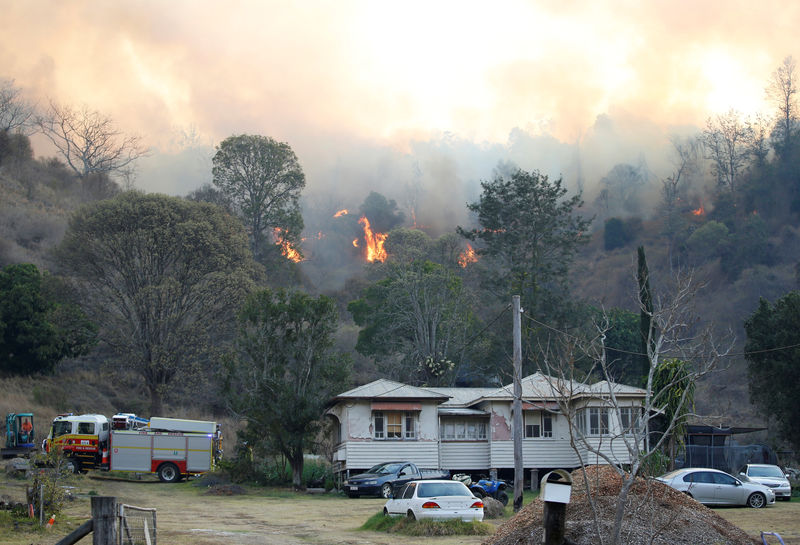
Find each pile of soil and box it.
[484,466,759,545]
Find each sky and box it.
[2,0,799,225]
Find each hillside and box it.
[0,144,795,449]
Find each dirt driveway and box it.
[1,470,798,545]
[1,473,488,545]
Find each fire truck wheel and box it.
[157,462,180,483]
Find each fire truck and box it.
[44,413,221,482]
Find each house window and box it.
[524,412,554,438]
[589,408,609,436]
[619,407,642,435]
[374,412,417,440]
[441,419,487,440]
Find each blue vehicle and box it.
[345,461,449,498]
[453,473,509,505]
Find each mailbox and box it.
[540,469,572,504]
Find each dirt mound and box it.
[484,466,758,545]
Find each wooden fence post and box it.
[91,496,117,545]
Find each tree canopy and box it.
[349,258,472,385]
[0,263,96,375]
[56,192,255,415]
[223,288,350,489]
[212,134,305,262]
[744,291,800,452]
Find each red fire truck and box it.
[44,413,221,482]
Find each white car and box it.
[383,479,484,521]
[737,464,792,501]
[656,468,775,508]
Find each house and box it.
[325,372,647,482]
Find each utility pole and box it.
[512,295,523,512]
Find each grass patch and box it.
[360,512,494,536]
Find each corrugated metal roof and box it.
[423,387,498,407]
[437,407,489,416]
[334,378,450,401]
[474,372,646,402]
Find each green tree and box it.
[652,358,694,471]
[349,259,471,385]
[459,169,591,303]
[598,307,643,386]
[744,292,800,452]
[358,191,405,232]
[212,134,305,261]
[0,263,96,375]
[56,192,255,415]
[224,289,350,489]
[637,246,655,385]
[458,168,591,372]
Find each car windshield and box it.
[367,463,403,475]
[658,469,685,480]
[749,466,784,478]
[417,482,471,498]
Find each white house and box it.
[325,372,647,481]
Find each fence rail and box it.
[54,497,157,545]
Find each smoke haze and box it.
[2,0,798,231]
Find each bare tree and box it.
[767,55,799,159]
[37,100,147,179]
[539,270,731,545]
[0,78,35,134]
[660,136,702,268]
[702,109,754,194]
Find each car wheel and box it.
[496,491,509,506]
[383,507,389,516]
[157,462,180,483]
[747,492,766,508]
[381,483,393,498]
[684,492,693,499]
[407,510,416,521]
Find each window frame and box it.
[524,411,554,439]
[373,411,418,441]
[440,418,487,441]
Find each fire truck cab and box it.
[44,413,110,472]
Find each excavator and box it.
[2,412,36,458]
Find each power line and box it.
[521,311,800,359]
[459,304,511,352]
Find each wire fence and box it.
[118,503,157,545]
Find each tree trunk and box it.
[149,386,162,417]
[290,450,304,491]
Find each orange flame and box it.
[458,244,478,268]
[334,209,348,217]
[352,238,359,247]
[272,228,303,262]
[691,204,704,216]
[358,216,388,262]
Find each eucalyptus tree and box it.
[224,289,350,489]
[212,134,305,261]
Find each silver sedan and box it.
[656,468,775,508]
